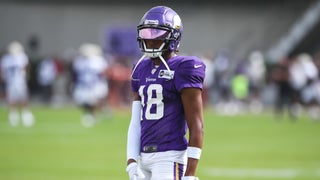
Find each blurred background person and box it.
[37,56,58,104]
[297,53,320,120]
[200,52,215,107]
[71,43,109,127]
[104,27,140,108]
[0,41,35,127]
[212,50,233,112]
[270,58,294,120]
[230,64,250,115]
[247,51,266,114]
[288,54,308,117]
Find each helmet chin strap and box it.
[132,41,173,80]
[158,55,172,73]
[143,41,172,72]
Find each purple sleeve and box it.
[131,79,139,92]
[131,61,142,92]
[174,57,206,92]
[131,66,139,92]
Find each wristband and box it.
[187,146,202,159]
[182,176,199,180]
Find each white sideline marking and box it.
[204,168,320,178]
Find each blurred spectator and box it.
[27,34,40,60]
[311,51,320,120]
[0,49,5,101]
[247,51,266,113]
[71,43,109,127]
[105,57,132,107]
[212,50,232,104]
[0,41,35,127]
[200,52,215,107]
[270,58,295,120]
[288,54,310,117]
[231,73,249,101]
[104,26,139,107]
[297,53,319,120]
[224,59,250,115]
[37,56,58,104]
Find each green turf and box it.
[0,105,319,180]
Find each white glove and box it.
[182,176,199,180]
[126,162,145,180]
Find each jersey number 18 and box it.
[139,84,164,120]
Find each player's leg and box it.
[150,161,184,180]
[8,106,19,127]
[18,85,35,127]
[140,150,187,180]
[73,86,96,127]
[21,105,35,127]
[94,82,111,120]
[7,85,20,127]
[80,103,96,127]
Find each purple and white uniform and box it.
[131,55,205,154]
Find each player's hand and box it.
[182,176,199,180]
[126,162,145,180]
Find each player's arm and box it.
[126,92,146,179]
[181,87,204,177]
[127,92,141,165]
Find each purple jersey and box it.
[131,55,205,153]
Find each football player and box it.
[37,56,58,104]
[126,6,205,180]
[72,43,109,127]
[0,41,35,127]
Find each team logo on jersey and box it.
[158,70,174,79]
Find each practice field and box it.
[0,105,320,180]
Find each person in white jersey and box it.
[0,41,35,127]
[72,43,109,127]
